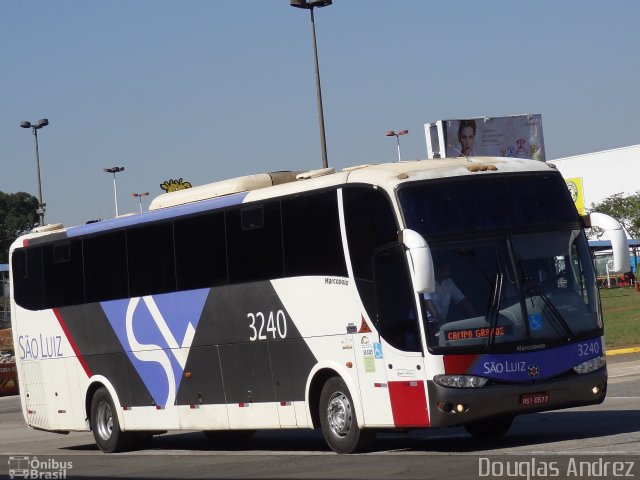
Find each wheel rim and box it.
[327,391,352,438]
[96,401,113,441]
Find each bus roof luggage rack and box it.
[149,171,303,210]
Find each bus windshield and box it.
[398,172,580,238]
[398,173,601,353]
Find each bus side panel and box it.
[52,282,323,432]
[41,357,71,430]
[387,380,429,427]
[176,283,319,429]
[175,404,230,431]
[36,355,86,432]
[12,306,96,432]
[351,330,396,427]
[219,342,280,429]
[268,340,298,427]
[17,277,377,432]
[176,345,226,407]
[56,303,156,408]
[176,344,229,430]
[272,277,397,429]
[19,360,50,429]
[12,307,67,431]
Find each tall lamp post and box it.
[290,0,332,169]
[103,166,125,217]
[385,129,409,162]
[20,118,49,226]
[132,192,149,213]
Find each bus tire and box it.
[319,376,374,453]
[464,415,514,439]
[90,387,133,453]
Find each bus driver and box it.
[424,261,475,326]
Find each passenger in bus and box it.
[424,261,475,326]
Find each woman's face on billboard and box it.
[459,126,475,155]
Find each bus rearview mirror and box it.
[399,229,435,293]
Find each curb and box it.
[606,346,640,356]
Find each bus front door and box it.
[373,246,430,428]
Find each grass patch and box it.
[600,287,640,350]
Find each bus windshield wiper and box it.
[523,274,574,339]
[486,272,503,350]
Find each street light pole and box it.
[132,192,149,213]
[385,129,409,162]
[290,0,332,169]
[103,167,125,217]
[20,118,49,226]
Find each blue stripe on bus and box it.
[466,338,603,381]
[67,191,249,238]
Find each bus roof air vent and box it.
[149,171,302,210]
[31,223,64,233]
[296,167,335,180]
[342,164,374,172]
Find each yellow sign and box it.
[565,177,585,215]
[160,178,192,193]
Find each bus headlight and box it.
[433,374,488,388]
[572,356,606,374]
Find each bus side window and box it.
[84,231,129,303]
[281,190,347,277]
[127,222,176,297]
[342,187,398,326]
[342,187,397,281]
[373,245,420,352]
[226,201,284,284]
[42,240,85,307]
[11,247,45,311]
[174,212,228,290]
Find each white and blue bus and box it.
[9,158,629,453]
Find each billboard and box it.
[425,114,545,161]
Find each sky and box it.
[1,1,639,228]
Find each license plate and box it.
[520,391,550,406]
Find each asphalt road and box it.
[0,353,638,479]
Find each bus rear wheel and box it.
[319,377,374,453]
[464,415,514,439]
[90,387,134,453]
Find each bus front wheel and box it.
[90,387,133,453]
[319,377,374,453]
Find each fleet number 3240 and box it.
[248,310,288,341]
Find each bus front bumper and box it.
[426,367,607,428]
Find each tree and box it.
[590,191,640,274]
[0,191,39,263]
